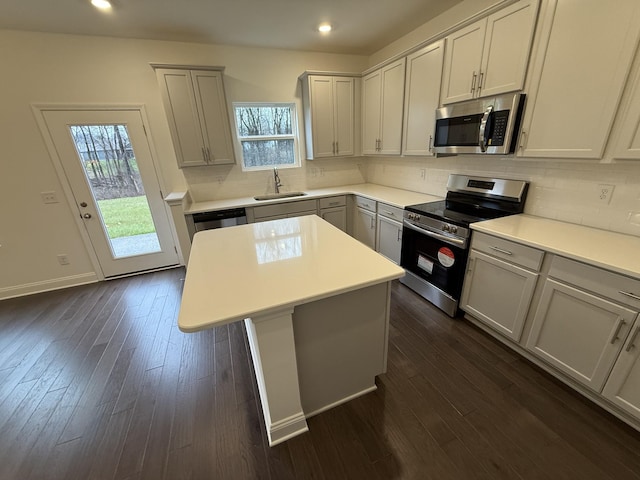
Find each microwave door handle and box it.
[478,105,494,152]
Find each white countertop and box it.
[178,215,405,332]
[472,214,640,279]
[184,183,442,214]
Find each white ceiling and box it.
[0,0,462,55]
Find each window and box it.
[233,103,299,171]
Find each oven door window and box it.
[401,226,468,298]
[434,114,482,147]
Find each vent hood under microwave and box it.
[433,92,525,155]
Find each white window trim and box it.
[233,102,300,172]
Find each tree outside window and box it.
[233,103,299,170]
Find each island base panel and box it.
[293,282,390,416]
[245,282,392,445]
[244,310,308,447]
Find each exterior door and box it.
[39,108,178,277]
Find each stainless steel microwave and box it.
[433,92,525,155]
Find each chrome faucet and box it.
[273,168,282,194]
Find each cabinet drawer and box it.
[471,232,544,271]
[377,203,404,221]
[319,195,346,209]
[549,256,640,310]
[355,196,377,212]
[253,199,318,219]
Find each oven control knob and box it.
[450,226,458,234]
[443,224,450,232]
[407,213,414,220]
[415,214,420,221]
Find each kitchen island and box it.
[178,215,405,445]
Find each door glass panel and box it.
[69,124,161,258]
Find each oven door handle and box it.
[403,220,467,248]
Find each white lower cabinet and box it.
[526,278,637,392]
[353,196,377,249]
[461,232,543,341]
[603,315,640,418]
[376,203,404,265]
[319,196,347,232]
[462,250,538,341]
[462,233,640,429]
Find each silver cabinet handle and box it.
[490,246,513,256]
[428,135,433,153]
[610,318,626,344]
[519,130,527,150]
[626,326,640,352]
[329,201,340,206]
[370,217,375,229]
[335,141,339,154]
[383,210,394,216]
[619,291,640,301]
[397,228,402,241]
[206,147,212,163]
[470,71,477,93]
[478,71,484,91]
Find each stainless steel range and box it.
[400,174,529,316]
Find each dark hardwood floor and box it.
[1,267,640,479]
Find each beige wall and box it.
[0,29,367,297]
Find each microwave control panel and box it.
[489,110,510,146]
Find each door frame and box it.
[32,103,180,280]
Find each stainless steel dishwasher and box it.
[185,207,247,241]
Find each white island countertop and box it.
[178,215,405,332]
[184,183,442,214]
[472,214,640,279]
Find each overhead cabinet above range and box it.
[440,0,538,104]
[153,66,235,167]
[300,74,357,160]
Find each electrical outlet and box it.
[57,254,70,265]
[597,184,615,204]
[41,191,59,204]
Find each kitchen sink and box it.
[253,192,307,201]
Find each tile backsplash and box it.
[366,155,640,237]
[183,154,640,238]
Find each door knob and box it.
[80,202,88,207]
[83,213,92,219]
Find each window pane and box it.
[241,139,295,168]
[235,106,292,136]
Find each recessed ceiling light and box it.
[91,0,112,10]
[318,23,332,34]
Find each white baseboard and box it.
[0,273,99,300]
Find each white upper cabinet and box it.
[362,58,406,155]
[301,74,356,159]
[519,0,640,159]
[154,67,235,167]
[441,0,538,104]
[610,54,640,160]
[402,40,445,156]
